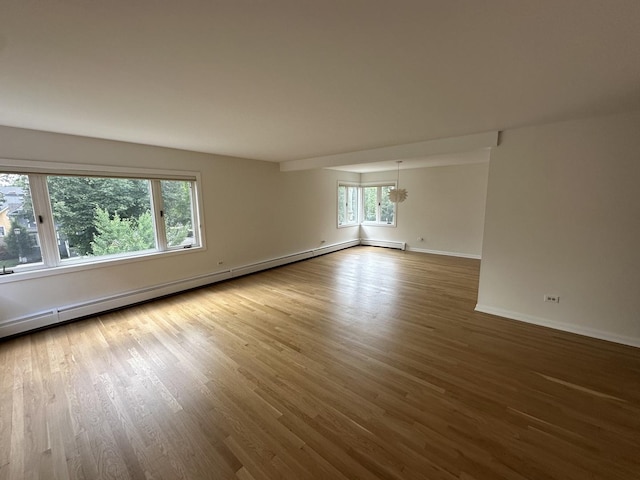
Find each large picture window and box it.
[0,167,201,275]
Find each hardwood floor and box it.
[1,246,639,479]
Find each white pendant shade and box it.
[388,188,408,202]
[388,161,408,203]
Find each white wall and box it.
[477,111,640,346]
[359,163,489,257]
[0,126,360,327]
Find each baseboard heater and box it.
[359,239,406,250]
[0,239,360,338]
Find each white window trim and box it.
[337,182,360,228]
[0,158,206,283]
[361,181,397,227]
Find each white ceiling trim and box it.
[279,131,498,172]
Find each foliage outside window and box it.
[337,184,359,227]
[0,171,200,273]
[362,185,395,225]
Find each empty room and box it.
[1,1,639,479]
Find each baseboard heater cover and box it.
[0,310,60,338]
[57,270,233,322]
[407,246,481,259]
[1,239,359,338]
[359,239,406,250]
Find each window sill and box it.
[361,223,397,228]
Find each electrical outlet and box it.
[544,295,560,304]
[417,236,424,241]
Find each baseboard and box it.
[231,252,314,277]
[359,239,406,250]
[57,270,233,323]
[315,239,361,256]
[0,310,60,339]
[0,239,359,339]
[230,239,360,278]
[475,304,640,349]
[407,246,481,259]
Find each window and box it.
[0,168,201,275]
[337,181,396,227]
[47,175,156,260]
[362,184,395,225]
[337,184,359,227]
[161,180,198,248]
[0,174,43,270]
[0,226,5,236]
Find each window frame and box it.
[0,158,205,281]
[337,182,360,228]
[360,182,397,226]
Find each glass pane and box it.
[347,186,358,223]
[161,180,197,247]
[363,187,377,222]
[0,174,43,270]
[337,186,346,225]
[47,176,155,260]
[381,186,395,224]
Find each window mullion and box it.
[150,180,167,251]
[28,174,60,267]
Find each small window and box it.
[337,184,359,227]
[0,174,43,270]
[0,226,5,236]
[160,180,198,248]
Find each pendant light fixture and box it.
[388,160,408,203]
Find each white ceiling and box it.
[1,1,639,171]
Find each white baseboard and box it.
[407,246,481,259]
[0,310,60,339]
[57,270,233,323]
[231,252,314,277]
[230,239,361,278]
[0,239,359,339]
[316,239,361,256]
[475,304,640,349]
[359,239,406,250]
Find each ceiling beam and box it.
[279,131,499,172]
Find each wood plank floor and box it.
[1,246,639,480]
